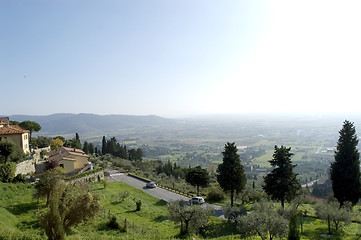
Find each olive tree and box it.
[33,169,64,205]
[41,179,102,240]
[237,200,288,240]
[314,198,352,234]
[167,200,213,235]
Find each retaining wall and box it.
[15,159,35,175]
[66,170,104,184]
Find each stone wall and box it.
[15,147,50,175]
[66,170,104,185]
[15,159,35,175]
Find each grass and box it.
[1,181,361,239]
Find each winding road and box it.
[105,167,224,218]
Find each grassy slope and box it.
[0,182,360,240]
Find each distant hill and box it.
[9,113,174,136]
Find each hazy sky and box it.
[1,1,360,117]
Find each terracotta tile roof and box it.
[61,157,76,161]
[0,125,29,135]
[48,147,88,162]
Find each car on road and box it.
[189,196,205,205]
[146,181,157,188]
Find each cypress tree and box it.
[82,141,89,154]
[101,136,107,155]
[217,142,246,207]
[263,145,300,208]
[330,120,361,206]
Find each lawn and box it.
[1,181,361,240]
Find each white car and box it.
[189,197,205,205]
[146,181,157,188]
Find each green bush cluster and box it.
[206,187,225,202]
[0,162,16,182]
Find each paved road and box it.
[106,167,224,218]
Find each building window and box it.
[60,164,64,168]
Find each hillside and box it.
[9,113,174,136]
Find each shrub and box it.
[0,162,16,182]
[107,215,121,230]
[223,204,247,222]
[206,187,225,202]
[134,198,142,211]
[119,191,129,202]
[13,173,26,183]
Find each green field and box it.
[1,181,361,239]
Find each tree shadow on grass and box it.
[155,199,167,206]
[17,219,40,230]
[125,209,138,213]
[111,200,126,205]
[6,202,39,215]
[301,216,347,240]
[201,221,238,239]
[154,215,168,222]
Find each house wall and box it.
[73,155,89,170]
[21,133,30,153]
[0,133,30,154]
[59,159,75,173]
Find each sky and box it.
[1,0,361,118]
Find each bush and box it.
[13,173,27,183]
[206,187,225,202]
[223,204,247,222]
[134,198,142,211]
[0,162,16,183]
[107,215,121,230]
[119,191,129,202]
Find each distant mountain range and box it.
[8,113,175,136]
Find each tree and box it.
[167,200,213,235]
[55,136,66,143]
[314,198,352,234]
[0,162,16,182]
[330,120,361,206]
[40,180,102,240]
[288,208,300,240]
[128,148,143,161]
[32,136,52,148]
[107,137,117,155]
[19,120,41,143]
[88,143,95,154]
[101,136,107,155]
[0,140,18,163]
[185,166,210,196]
[70,133,82,149]
[136,148,143,161]
[237,200,288,240]
[217,142,246,207]
[50,138,63,150]
[33,169,63,205]
[9,120,20,125]
[263,145,301,208]
[82,141,89,154]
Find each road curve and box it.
[105,167,224,218]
